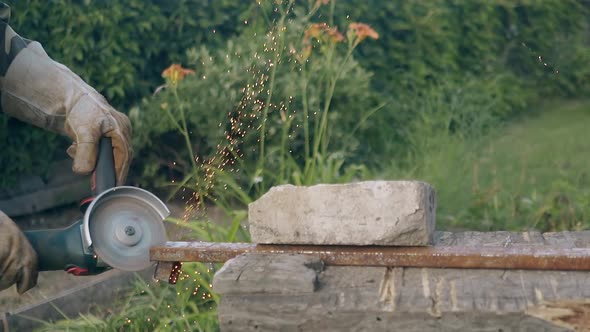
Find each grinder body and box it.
[20,137,168,275]
[24,219,108,274]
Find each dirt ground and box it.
[0,200,192,313]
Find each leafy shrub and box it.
[129,2,383,197]
[9,0,253,105]
[325,0,590,169]
[337,0,590,98]
[1,0,253,188]
[377,71,532,167]
[386,98,590,232]
[0,118,66,188]
[3,0,588,191]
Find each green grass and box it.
[396,99,590,232]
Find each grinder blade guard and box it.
[22,137,170,275]
[83,186,169,271]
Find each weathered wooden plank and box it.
[213,231,590,331]
[213,254,322,295]
[216,254,590,331]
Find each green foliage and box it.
[388,100,590,232]
[461,101,590,232]
[36,272,219,332]
[1,0,253,186]
[337,0,590,97]
[3,0,589,190]
[378,71,532,167]
[130,2,382,198]
[9,0,253,106]
[0,118,67,188]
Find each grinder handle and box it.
[93,137,116,195]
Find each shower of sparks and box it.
[177,3,301,222]
[150,3,317,325]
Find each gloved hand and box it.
[0,211,38,294]
[1,39,132,185]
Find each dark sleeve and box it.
[0,2,10,24]
[0,3,29,77]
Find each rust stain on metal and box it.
[150,242,590,271]
[153,261,182,285]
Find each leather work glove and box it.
[0,211,38,294]
[0,33,132,185]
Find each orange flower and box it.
[348,23,379,43]
[304,23,327,43]
[326,27,344,43]
[304,23,344,44]
[299,23,344,62]
[162,64,195,86]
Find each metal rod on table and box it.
[150,241,590,271]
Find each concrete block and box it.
[215,231,590,332]
[213,253,323,295]
[248,181,436,246]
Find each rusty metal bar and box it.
[150,241,590,271]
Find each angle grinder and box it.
[22,137,169,276]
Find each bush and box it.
[3,0,588,190]
[369,71,533,168]
[1,0,253,188]
[383,98,590,232]
[129,3,383,196]
[9,0,253,106]
[337,0,590,98]
[0,118,66,188]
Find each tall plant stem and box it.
[279,116,293,183]
[257,0,293,189]
[312,45,355,160]
[173,88,198,170]
[329,0,336,26]
[302,69,310,160]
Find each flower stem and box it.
[173,88,198,170]
[329,0,336,26]
[302,70,310,160]
[257,0,293,189]
[312,44,355,158]
[279,116,293,183]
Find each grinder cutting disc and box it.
[84,186,169,271]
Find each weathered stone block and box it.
[248,181,436,246]
[214,232,590,332]
[213,253,322,295]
